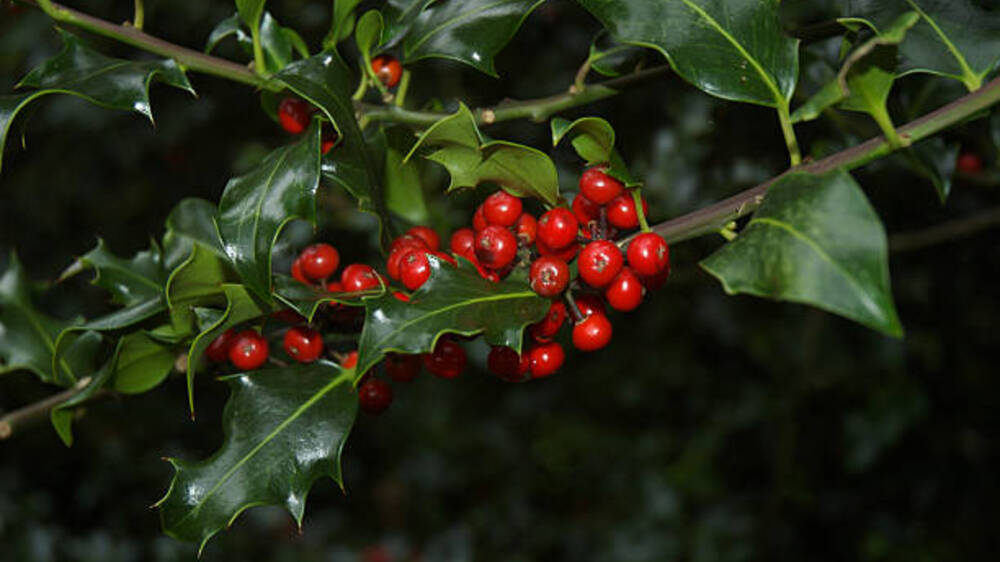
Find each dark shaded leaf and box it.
[383,127,430,224]
[325,0,365,47]
[113,332,176,394]
[205,13,250,54]
[895,136,959,203]
[162,198,227,271]
[61,238,166,307]
[50,331,111,446]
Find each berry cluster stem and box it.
[632,189,651,233]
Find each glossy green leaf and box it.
[576,0,799,108]
[158,361,357,552]
[395,0,543,76]
[701,169,903,337]
[113,332,176,395]
[325,0,365,47]
[50,331,111,446]
[0,253,80,384]
[0,30,194,174]
[355,256,549,378]
[217,125,322,301]
[162,198,227,271]
[589,33,648,77]
[355,10,385,64]
[62,239,167,307]
[235,0,266,30]
[273,275,372,322]
[408,104,560,205]
[551,116,615,165]
[185,285,272,413]
[845,0,1000,91]
[167,243,230,314]
[383,127,430,224]
[259,12,294,73]
[205,13,249,54]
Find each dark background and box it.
[2,1,998,560]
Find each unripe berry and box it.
[228,329,269,370]
[475,225,518,270]
[529,256,570,298]
[626,232,670,277]
[572,312,612,351]
[537,208,579,250]
[299,243,340,281]
[358,378,393,414]
[578,240,624,288]
[579,167,623,204]
[483,190,523,227]
[277,97,312,134]
[371,55,403,88]
[283,326,324,363]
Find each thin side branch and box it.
[0,377,109,440]
[889,206,1000,253]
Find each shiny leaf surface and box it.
[62,239,166,307]
[162,198,227,271]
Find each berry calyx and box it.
[579,167,624,205]
[406,225,440,251]
[529,300,566,342]
[358,378,393,414]
[626,232,670,277]
[400,249,431,291]
[228,329,270,370]
[299,243,340,281]
[606,192,648,230]
[605,267,643,312]
[529,256,570,297]
[572,312,613,351]
[371,55,403,88]
[578,240,624,288]
[277,97,312,134]
[385,353,421,382]
[450,228,477,262]
[488,346,528,382]
[422,338,467,378]
[482,190,523,227]
[528,342,564,378]
[537,208,579,250]
[475,225,518,270]
[341,263,381,292]
[283,326,324,363]
[205,329,237,363]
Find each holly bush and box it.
[2,0,1000,559]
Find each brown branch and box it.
[0,377,112,440]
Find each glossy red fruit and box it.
[450,228,477,262]
[637,265,671,291]
[605,267,644,312]
[537,208,579,250]
[342,350,358,369]
[488,346,528,382]
[326,281,344,293]
[385,353,421,382]
[572,192,601,225]
[389,233,429,255]
[626,232,670,277]
[205,328,237,363]
[283,326,324,363]
[573,293,606,319]
[423,338,467,378]
[278,97,312,134]
[321,129,338,155]
[529,300,566,342]
[607,192,648,230]
[472,204,488,231]
[572,312,613,351]
[371,54,403,88]
[358,378,393,414]
[291,256,311,285]
[528,342,564,378]
[483,190,523,227]
[536,237,580,262]
[400,249,431,291]
[299,243,340,281]
[228,329,270,370]
[341,263,381,292]
[406,225,440,251]
[578,240,624,288]
[393,290,411,302]
[529,256,570,297]
[579,167,624,205]
[475,225,518,270]
[957,152,983,174]
[515,213,537,246]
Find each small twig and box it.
[889,206,1000,253]
[0,377,111,440]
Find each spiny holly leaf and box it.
[550,116,639,187]
[274,51,390,247]
[206,11,307,73]
[217,125,322,301]
[589,32,648,78]
[158,361,357,552]
[273,275,372,323]
[576,0,799,109]
[399,0,545,76]
[407,104,560,205]
[844,0,1000,91]
[61,238,167,308]
[701,169,903,337]
[162,198,228,271]
[0,253,81,384]
[0,29,194,174]
[166,243,232,339]
[206,13,249,54]
[355,256,549,378]
[185,285,273,414]
[50,331,111,446]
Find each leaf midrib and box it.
[903,0,979,89]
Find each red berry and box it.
[326,280,344,293]
[605,267,643,312]
[341,264,381,292]
[483,190,523,227]
[283,326,324,363]
[321,129,338,155]
[529,256,570,298]
[278,97,312,134]
[342,350,358,369]
[637,266,670,291]
[406,225,440,251]
[385,353,421,382]
[528,342,564,378]
[205,328,237,363]
[291,256,311,285]
[431,250,457,267]
[572,312,613,351]
[573,294,606,319]
[358,378,393,414]
[579,167,624,205]
[578,240,624,288]
[475,225,518,270]
[400,249,431,291]
[529,300,566,342]
[299,243,340,281]
[450,228,477,262]
[957,152,983,174]
[488,346,528,382]
[393,290,411,302]
[607,192,648,230]
[536,238,580,262]
[371,55,403,88]
[473,204,488,231]
[537,208,579,250]
[572,193,600,225]
[474,260,500,283]
[626,232,670,277]
[389,233,429,255]
[228,329,270,370]
[515,213,537,246]
[423,338,466,378]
